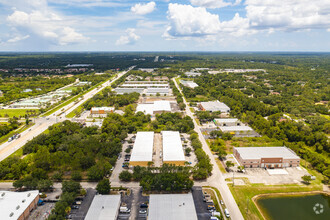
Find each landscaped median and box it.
[0,123,34,145]
[228,183,323,220]
[42,76,114,117]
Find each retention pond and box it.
[256,193,329,220]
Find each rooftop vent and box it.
[22,199,26,203]
[9,212,14,217]
[27,193,31,197]
[16,205,20,210]
[1,192,5,197]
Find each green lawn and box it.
[229,183,322,220]
[66,105,84,118]
[62,86,78,91]
[0,109,39,118]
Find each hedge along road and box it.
[173,77,244,220]
[0,67,135,162]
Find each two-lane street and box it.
[173,77,244,220]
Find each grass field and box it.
[62,86,78,91]
[229,183,322,220]
[0,109,39,118]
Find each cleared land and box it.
[0,109,39,118]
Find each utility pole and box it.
[232,170,235,186]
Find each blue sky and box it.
[0,0,329,51]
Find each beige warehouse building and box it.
[129,131,154,166]
[234,147,300,168]
[162,131,186,166]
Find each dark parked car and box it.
[71,205,79,209]
[140,203,148,208]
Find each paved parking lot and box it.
[110,134,135,185]
[182,133,197,167]
[192,186,212,220]
[70,188,96,220]
[118,189,133,220]
[223,166,310,185]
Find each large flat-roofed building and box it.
[85,195,121,220]
[148,194,198,220]
[153,101,171,114]
[234,147,300,169]
[121,83,169,88]
[145,88,169,96]
[220,125,259,137]
[0,190,39,220]
[90,107,115,117]
[199,101,230,113]
[114,88,144,94]
[214,118,241,126]
[136,101,171,115]
[185,72,201,77]
[130,132,154,166]
[162,131,185,166]
[180,80,199,89]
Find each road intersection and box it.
[0,67,133,162]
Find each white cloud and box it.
[219,13,255,36]
[3,0,87,46]
[7,10,87,45]
[7,35,30,43]
[131,2,156,15]
[116,28,140,45]
[245,0,330,31]
[164,3,221,38]
[190,0,241,9]
[165,1,330,40]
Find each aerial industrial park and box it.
[0,1,329,220]
[0,54,328,220]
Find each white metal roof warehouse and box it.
[0,190,39,220]
[135,101,171,115]
[129,131,154,166]
[148,194,198,220]
[153,101,171,112]
[162,131,185,165]
[85,195,121,220]
[234,147,300,160]
[200,100,230,112]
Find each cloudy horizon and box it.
[0,0,329,51]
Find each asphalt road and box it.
[0,67,134,162]
[173,77,244,220]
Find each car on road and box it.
[224,208,230,218]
